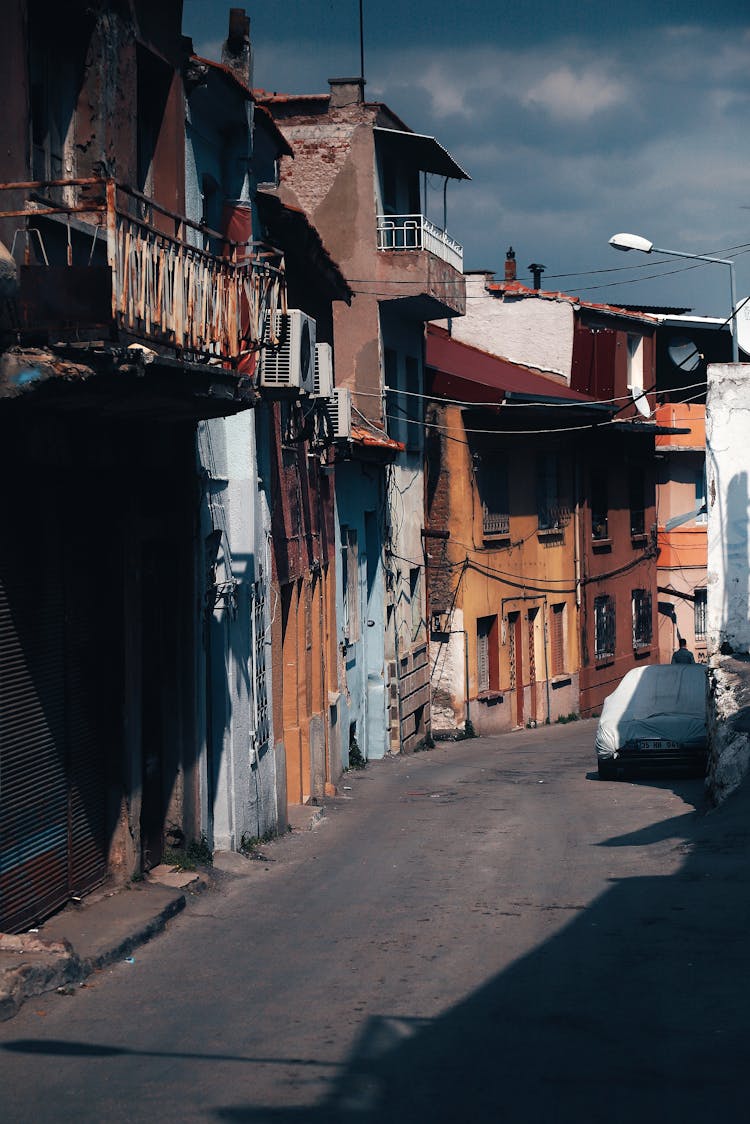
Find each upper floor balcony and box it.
[377,214,463,274]
[0,178,285,368]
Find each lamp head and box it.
[609,232,654,254]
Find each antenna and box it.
[359,0,365,83]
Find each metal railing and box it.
[482,510,510,537]
[0,178,286,364]
[376,213,463,272]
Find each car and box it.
[595,663,708,779]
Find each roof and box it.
[487,280,658,324]
[350,423,404,452]
[426,325,595,405]
[192,61,294,157]
[373,127,470,181]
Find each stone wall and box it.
[706,657,750,805]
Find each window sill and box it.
[482,533,511,545]
[477,690,504,705]
[537,527,564,541]
[634,645,651,659]
[592,538,612,552]
[550,675,572,689]
[594,657,615,668]
[631,533,648,545]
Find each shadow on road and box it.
[207,783,750,1123]
[4,781,750,1122]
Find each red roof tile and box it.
[486,280,658,322]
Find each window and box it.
[632,588,652,648]
[628,465,646,537]
[341,528,359,642]
[537,453,569,532]
[591,472,609,541]
[476,615,498,693]
[627,334,644,393]
[409,567,424,641]
[594,594,615,660]
[476,454,510,538]
[695,588,707,639]
[550,603,565,676]
[694,465,707,524]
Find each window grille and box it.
[632,588,652,648]
[591,472,609,541]
[476,455,510,538]
[694,588,707,639]
[594,594,615,660]
[537,453,570,531]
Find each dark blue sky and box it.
[184,1,750,318]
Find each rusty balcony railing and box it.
[0,178,286,366]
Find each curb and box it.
[0,892,187,1022]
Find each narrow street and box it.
[2,721,749,1123]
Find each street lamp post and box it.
[609,232,738,362]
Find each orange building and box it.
[655,403,707,663]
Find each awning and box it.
[426,327,594,405]
[373,127,470,181]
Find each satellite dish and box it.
[736,298,750,358]
[667,336,700,372]
[632,388,652,418]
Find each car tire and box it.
[598,758,618,780]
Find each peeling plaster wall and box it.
[707,657,750,804]
[447,274,574,380]
[706,364,750,655]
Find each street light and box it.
[609,232,738,362]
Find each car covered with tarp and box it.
[595,663,707,779]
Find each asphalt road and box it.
[2,720,750,1123]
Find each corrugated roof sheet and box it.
[426,325,595,405]
[487,280,658,323]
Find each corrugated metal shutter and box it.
[0,495,107,932]
[551,604,565,677]
[0,502,69,932]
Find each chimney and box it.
[222,8,253,89]
[328,77,366,108]
[528,262,546,290]
[504,246,516,282]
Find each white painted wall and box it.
[706,364,750,654]
[430,609,467,730]
[448,273,575,380]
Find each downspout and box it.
[542,599,552,725]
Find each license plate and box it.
[637,739,679,751]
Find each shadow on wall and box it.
[721,471,749,653]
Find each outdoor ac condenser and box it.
[325,386,352,439]
[312,342,334,398]
[260,309,316,394]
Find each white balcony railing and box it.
[376,213,463,272]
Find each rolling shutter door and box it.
[0,500,69,932]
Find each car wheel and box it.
[598,758,618,780]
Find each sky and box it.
[183,0,750,319]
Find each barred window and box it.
[694,588,707,639]
[594,594,615,660]
[629,466,646,537]
[476,615,498,693]
[632,588,652,648]
[476,455,510,538]
[537,453,569,532]
[591,471,609,541]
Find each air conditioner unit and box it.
[312,342,334,398]
[325,386,352,439]
[259,309,316,394]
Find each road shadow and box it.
[205,784,750,1124]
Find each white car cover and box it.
[595,663,707,759]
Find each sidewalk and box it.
[0,865,206,1022]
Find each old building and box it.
[434,256,663,720]
[425,327,594,734]
[0,1,287,929]
[257,77,468,758]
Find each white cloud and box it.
[521,66,630,121]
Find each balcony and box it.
[377,214,463,273]
[0,179,285,367]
